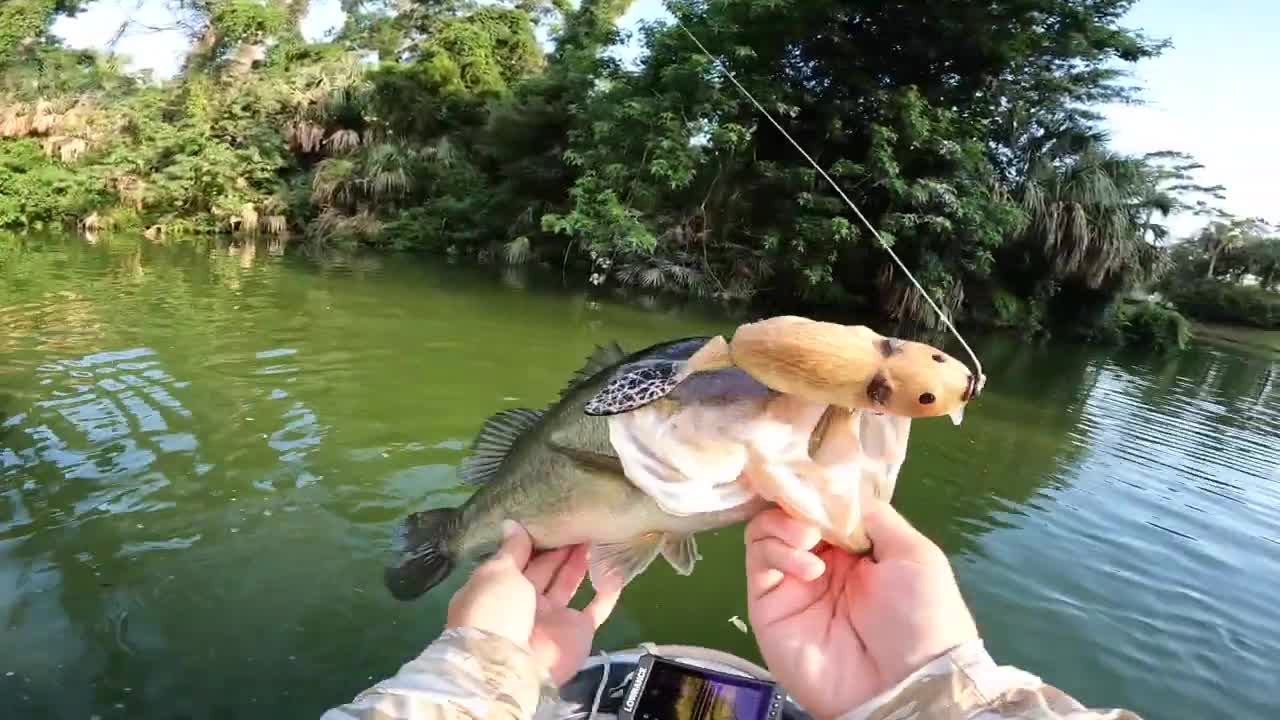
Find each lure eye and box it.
[918,392,936,405]
[932,354,945,363]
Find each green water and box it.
[2,234,1277,720]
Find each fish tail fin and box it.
[384,508,458,601]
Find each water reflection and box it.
[0,335,339,718]
[889,333,1104,554]
[1,233,1278,719]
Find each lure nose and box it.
[962,373,979,402]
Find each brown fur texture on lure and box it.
[584,315,976,426]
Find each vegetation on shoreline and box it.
[2,0,1274,350]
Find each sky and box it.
[52,0,1276,240]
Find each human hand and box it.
[446,520,621,685]
[744,501,978,720]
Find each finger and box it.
[546,545,589,607]
[744,507,824,552]
[746,537,823,602]
[746,547,830,627]
[582,585,622,629]
[491,519,534,571]
[861,500,942,564]
[524,546,573,593]
[751,537,826,582]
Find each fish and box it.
[386,332,922,601]
[600,362,911,555]
[383,338,776,601]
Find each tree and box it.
[0,0,90,67]
[4,0,1239,347]
[1199,217,1269,279]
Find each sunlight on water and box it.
[1,233,1277,719]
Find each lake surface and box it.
[2,234,1278,720]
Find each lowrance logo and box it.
[623,666,648,712]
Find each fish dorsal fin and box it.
[458,408,544,485]
[558,342,628,399]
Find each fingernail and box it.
[501,519,519,539]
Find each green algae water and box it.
[2,234,1278,720]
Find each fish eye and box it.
[918,392,936,405]
[931,354,945,363]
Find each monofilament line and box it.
[665,6,986,394]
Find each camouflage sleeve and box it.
[320,627,556,720]
[836,640,1142,720]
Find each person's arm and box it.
[742,502,1143,720]
[321,626,553,720]
[836,640,1140,720]
[323,521,619,720]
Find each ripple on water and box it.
[1,347,214,528]
[4,238,1280,720]
[964,355,1280,718]
[115,535,203,558]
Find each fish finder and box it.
[618,653,785,720]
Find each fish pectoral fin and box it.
[588,534,665,594]
[659,533,701,576]
[459,408,545,485]
[545,438,625,474]
[584,359,690,416]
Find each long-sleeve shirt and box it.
[322,629,1141,720]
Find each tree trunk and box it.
[183,23,219,75]
[287,0,310,30]
[226,0,307,78]
[1206,250,1218,279]
[227,41,264,77]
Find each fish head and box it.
[864,338,975,424]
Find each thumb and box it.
[491,519,533,570]
[862,500,942,565]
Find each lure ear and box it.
[865,371,893,407]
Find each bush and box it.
[1165,279,1280,329]
[1089,300,1192,350]
[989,289,1047,332]
[0,139,106,230]
[1115,301,1192,350]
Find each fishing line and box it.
[662,4,987,395]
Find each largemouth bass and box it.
[600,362,911,555]
[384,338,774,601]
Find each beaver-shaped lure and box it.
[582,315,979,555]
[585,315,977,425]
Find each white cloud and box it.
[52,0,191,78]
[52,0,349,79]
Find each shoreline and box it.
[1190,321,1280,355]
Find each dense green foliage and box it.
[1,0,1270,347]
[1163,279,1280,330]
[1093,299,1192,351]
[1156,218,1280,330]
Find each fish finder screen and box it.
[632,659,776,720]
